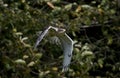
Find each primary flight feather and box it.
[34,26,73,72]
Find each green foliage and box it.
[0,0,120,78]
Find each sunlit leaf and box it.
[64,3,72,11]
[15,32,23,36]
[27,61,35,67]
[14,59,26,65]
[81,51,93,57]
[52,67,58,71]
[98,59,104,68]
[34,53,43,59]
[23,55,29,59]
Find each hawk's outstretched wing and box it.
[34,26,60,49]
[58,33,73,72]
[34,26,51,49]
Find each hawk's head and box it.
[57,28,66,33]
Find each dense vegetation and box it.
[0,0,120,78]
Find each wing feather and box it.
[34,26,52,49]
[58,33,73,72]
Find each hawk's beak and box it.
[58,29,66,33]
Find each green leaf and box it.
[27,61,35,67]
[34,53,43,59]
[98,59,104,68]
[81,51,93,57]
[14,59,26,65]
[64,3,72,11]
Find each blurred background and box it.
[0,0,120,78]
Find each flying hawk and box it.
[34,26,73,72]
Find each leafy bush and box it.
[0,0,120,78]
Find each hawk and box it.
[34,26,73,72]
